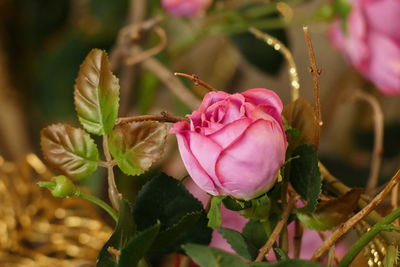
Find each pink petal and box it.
[171,121,219,195]
[196,91,230,113]
[367,33,400,95]
[216,120,287,200]
[241,88,283,114]
[187,131,223,188]
[208,118,252,149]
[364,0,400,41]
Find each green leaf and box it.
[182,244,247,267]
[41,123,99,181]
[272,247,289,261]
[151,211,202,250]
[242,221,267,249]
[297,188,363,231]
[133,173,212,254]
[207,196,225,229]
[217,227,258,261]
[97,199,136,267]
[109,121,168,176]
[249,259,325,267]
[119,222,161,267]
[289,144,321,212]
[223,197,252,211]
[74,49,120,135]
[239,194,271,222]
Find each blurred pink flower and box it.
[171,89,287,200]
[162,0,211,17]
[329,0,400,95]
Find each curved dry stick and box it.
[125,25,167,66]
[249,27,300,102]
[311,169,400,261]
[352,90,384,195]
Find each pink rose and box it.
[329,0,400,95]
[162,0,211,17]
[172,89,287,200]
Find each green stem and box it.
[338,208,400,267]
[76,191,118,222]
[384,245,398,267]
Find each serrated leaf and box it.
[249,259,325,267]
[74,49,120,135]
[207,196,224,229]
[218,227,258,261]
[182,244,247,267]
[97,199,135,267]
[223,197,252,211]
[109,121,168,176]
[242,221,267,249]
[289,145,321,212]
[283,98,318,148]
[133,173,212,255]
[119,222,160,267]
[41,123,99,181]
[297,188,363,231]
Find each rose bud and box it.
[37,175,77,198]
[171,89,287,200]
[329,0,400,95]
[162,0,211,17]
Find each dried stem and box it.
[103,135,121,211]
[249,27,300,101]
[255,197,295,262]
[319,162,400,245]
[311,169,400,261]
[174,72,217,92]
[303,26,322,150]
[327,245,336,267]
[392,184,399,226]
[142,58,201,110]
[116,111,186,125]
[351,90,384,195]
[125,25,167,66]
[294,219,303,258]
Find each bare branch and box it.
[311,169,400,261]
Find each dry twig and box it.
[255,197,296,262]
[116,111,186,125]
[311,169,400,261]
[303,26,322,150]
[174,72,217,92]
[351,90,384,195]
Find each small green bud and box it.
[38,175,77,198]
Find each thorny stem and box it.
[116,111,186,125]
[255,197,295,262]
[76,191,118,222]
[338,208,400,267]
[319,162,400,244]
[303,26,322,150]
[249,27,300,102]
[174,72,217,92]
[103,135,121,211]
[311,169,400,261]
